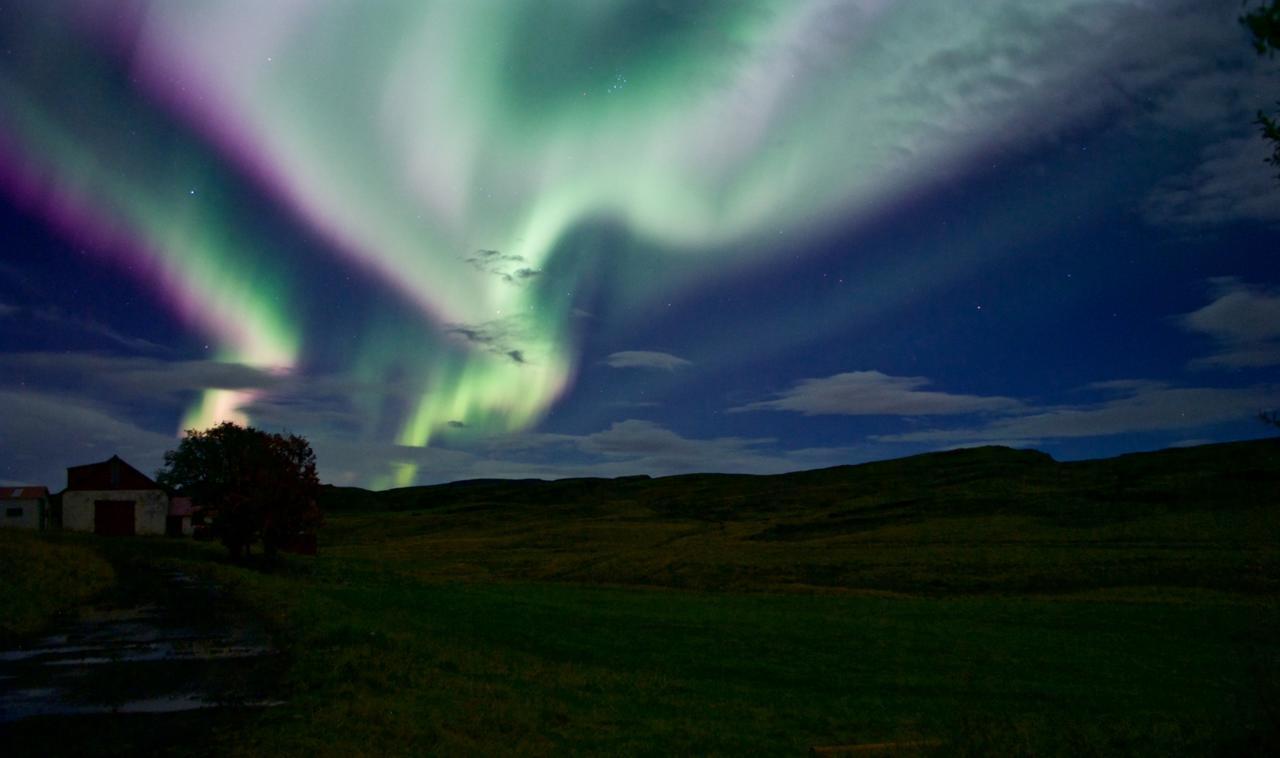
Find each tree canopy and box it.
[1243,1,1280,176]
[157,422,321,559]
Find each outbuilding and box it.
[61,456,168,536]
[167,496,196,537]
[1,486,49,530]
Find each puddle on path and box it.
[0,569,282,725]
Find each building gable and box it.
[67,455,160,491]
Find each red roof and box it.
[66,455,161,491]
[1,486,49,500]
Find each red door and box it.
[94,500,135,536]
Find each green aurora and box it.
[0,0,1214,487]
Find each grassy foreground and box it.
[0,528,114,639]
[4,440,1279,754]
[193,563,1277,756]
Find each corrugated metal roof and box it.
[0,486,49,500]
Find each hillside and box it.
[316,439,1279,595]
[324,440,1278,518]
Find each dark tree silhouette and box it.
[157,422,322,560]
[1243,1,1280,176]
[1261,410,1280,430]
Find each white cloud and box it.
[729,371,1022,416]
[604,351,692,371]
[1179,278,1280,368]
[878,382,1277,443]
[576,419,769,463]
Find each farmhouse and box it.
[1,486,49,530]
[62,455,168,536]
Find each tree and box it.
[157,422,322,560]
[1242,1,1280,176]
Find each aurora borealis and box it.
[1,1,1278,488]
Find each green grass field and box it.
[4,440,1278,755]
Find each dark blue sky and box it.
[1,1,1277,488]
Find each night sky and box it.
[1,1,1277,489]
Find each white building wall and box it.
[62,490,169,535]
[1,499,43,530]
[62,491,95,532]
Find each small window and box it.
[6,507,22,518]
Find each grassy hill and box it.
[322,437,1280,522]
[317,439,1279,595]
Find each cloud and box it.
[444,316,540,365]
[604,351,692,371]
[0,351,365,453]
[1179,278,1280,368]
[886,0,1264,168]
[0,372,838,486]
[0,352,281,401]
[0,389,175,488]
[730,371,1022,416]
[505,420,860,479]
[577,419,766,459]
[0,347,679,487]
[35,307,168,352]
[371,419,872,483]
[1145,136,1280,227]
[1118,9,1280,231]
[464,249,540,285]
[0,304,163,350]
[607,400,661,409]
[877,381,1277,443]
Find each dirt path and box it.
[0,567,282,726]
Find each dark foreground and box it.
[2,440,1278,755]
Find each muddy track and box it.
[0,567,284,728]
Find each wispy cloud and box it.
[32,307,167,352]
[0,303,163,351]
[0,389,175,487]
[445,316,537,365]
[444,419,864,482]
[877,381,1276,443]
[730,371,1021,416]
[0,352,280,400]
[1179,277,1280,369]
[464,249,540,285]
[1145,136,1280,228]
[604,351,692,371]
